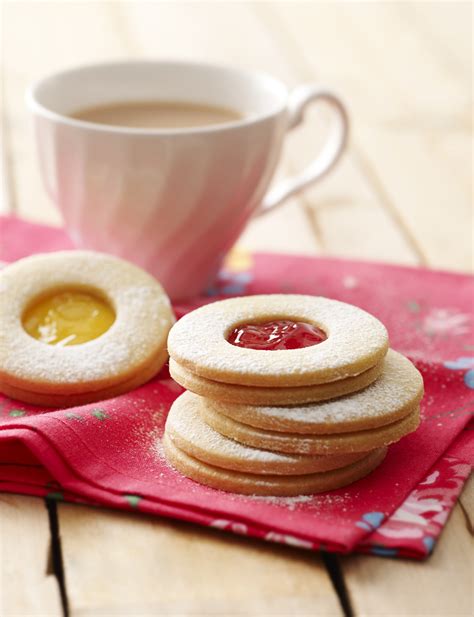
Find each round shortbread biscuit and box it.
[165,391,366,475]
[169,357,384,405]
[163,434,387,496]
[204,349,424,434]
[201,401,420,455]
[168,295,389,387]
[0,251,175,405]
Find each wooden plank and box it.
[432,133,473,202]
[58,503,342,616]
[269,2,468,122]
[403,1,472,79]
[120,1,298,82]
[341,504,473,616]
[0,495,62,616]
[268,1,472,271]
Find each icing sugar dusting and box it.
[1,251,174,387]
[166,392,317,464]
[168,294,389,385]
[228,488,354,511]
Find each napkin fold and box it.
[1,216,472,559]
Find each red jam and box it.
[227,320,327,351]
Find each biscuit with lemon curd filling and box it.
[0,347,169,407]
[0,251,174,406]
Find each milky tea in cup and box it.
[71,99,243,129]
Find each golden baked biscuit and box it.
[168,295,389,387]
[0,348,168,407]
[203,349,424,434]
[165,391,366,475]
[169,357,384,406]
[164,434,387,496]
[201,400,420,455]
[0,251,175,406]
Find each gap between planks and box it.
[46,499,69,617]
[0,495,62,616]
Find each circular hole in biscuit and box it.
[22,286,116,346]
[226,319,327,351]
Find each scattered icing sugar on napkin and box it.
[0,216,472,559]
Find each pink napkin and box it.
[1,216,472,559]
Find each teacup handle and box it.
[255,85,349,216]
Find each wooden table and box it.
[2,2,472,615]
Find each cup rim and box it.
[26,59,289,135]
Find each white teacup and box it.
[27,60,348,300]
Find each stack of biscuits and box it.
[163,295,424,496]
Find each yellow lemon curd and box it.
[22,290,115,346]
